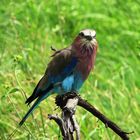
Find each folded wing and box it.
[19,48,78,126]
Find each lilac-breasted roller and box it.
[19,29,98,126]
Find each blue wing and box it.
[19,49,78,126]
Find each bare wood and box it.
[48,114,67,139]
[72,115,80,140]
[77,96,133,140]
[49,93,132,140]
[65,98,78,110]
[61,97,79,140]
[49,95,80,140]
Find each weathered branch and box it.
[77,96,133,140]
[71,115,80,140]
[48,114,67,138]
[49,93,133,140]
[62,97,79,140]
[49,94,80,140]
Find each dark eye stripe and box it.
[79,32,84,37]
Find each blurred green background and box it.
[0,0,140,139]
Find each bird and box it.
[19,29,98,126]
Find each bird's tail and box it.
[19,93,51,126]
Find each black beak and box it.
[85,35,92,41]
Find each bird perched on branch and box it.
[19,29,98,126]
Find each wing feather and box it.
[25,48,77,104]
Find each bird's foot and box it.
[62,92,77,101]
[71,91,78,95]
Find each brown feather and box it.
[45,48,76,76]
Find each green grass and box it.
[0,0,140,139]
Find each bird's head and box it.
[72,29,98,56]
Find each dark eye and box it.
[79,32,84,37]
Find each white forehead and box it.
[80,29,96,36]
